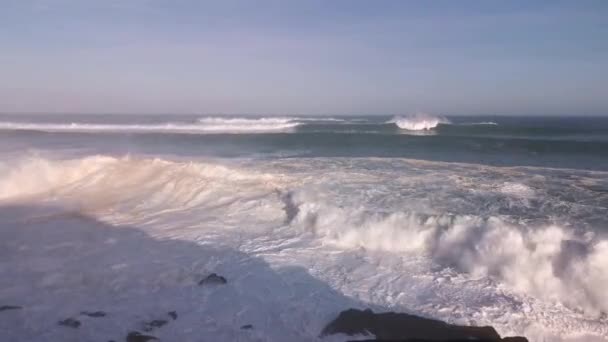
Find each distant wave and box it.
[465,121,499,126]
[293,117,348,122]
[389,114,450,130]
[0,117,301,134]
[196,117,301,132]
[0,117,376,134]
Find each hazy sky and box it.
[1,0,607,115]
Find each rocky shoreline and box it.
[0,205,535,342]
[322,308,528,341]
[2,273,528,342]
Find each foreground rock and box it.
[58,318,81,328]
[321,309,528,342]
[142,319,168,332]
[81,311,107,317]
[199,273,227,286]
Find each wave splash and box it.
[0,155,287,224]
[389,114,450,130]
[291,191,608,317]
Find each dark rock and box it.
[142,319,168,332]
[167,311,177,320]
[58,318,81,328]
[199,273,227,286]
[0,305,22,312]
[352,340,522,342]
[240,324,253,330]
[81,311,107,317]
[322,308,528,342]
[126,331,158,342]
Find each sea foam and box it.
[0,117,301,134]
[389,113,450,130]
[1,154,607,341]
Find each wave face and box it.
[1,154,607,341]
[390,114,450,130]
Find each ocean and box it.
[0,113,607,341]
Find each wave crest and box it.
[389,114,450,130]
[291,193,608,317]
[0,117,301,134]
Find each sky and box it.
[1,0,607,116]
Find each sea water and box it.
[0,113,607,341]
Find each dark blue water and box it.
[1,114,607,170]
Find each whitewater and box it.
[1,114,608,342]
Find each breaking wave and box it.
[290,191,608,317]
[1,154,607,338]
[389,114,450,130]
[0,117,301,134]
[195,117,302,132]
[469,121,498,125]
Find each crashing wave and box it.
[2,154,608,340]
[389,114,450,130]
[291,192,608,318]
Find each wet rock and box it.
[126,331,158,342]
[81,311,107,317]
[142,319,168,332]
[0,305,22,312]
[354,340,525,342]
[322,308,528,341]
[503,338,529,342]
[58,318,81,328]
[241,324,253,330]
[167,311,177,320]
[199,273,227,286]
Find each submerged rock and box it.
[81,311,107,317]
[199,273,227,286]
[142,319,168,332]
[322,308,528,342]
[167,311,177,320]
[241,324,253,330]
[126,331,158,342]
[58,318,81,328]
[0,305,22,312]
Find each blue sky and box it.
[1,0,607,115]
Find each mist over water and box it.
[1,114,608,341]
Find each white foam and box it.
[290,190,608,318]
[0,118,300,134]
[389,113,450,130]
[499,182,535,198]
[465,121,499,126]
[1,155,607,341]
